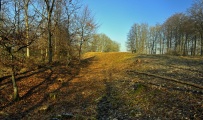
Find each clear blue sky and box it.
[83,0,194,52]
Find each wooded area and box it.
[0,0,120,101]
[0,1,202,119]
[126,0,203,56]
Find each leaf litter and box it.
[0,52,202,119]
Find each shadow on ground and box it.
[0,60,88,119]
[96,75,130,120]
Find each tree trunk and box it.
[0,0,2,27]
[193,35,197,56]
[159,37,162,54]
[45,0,55,63]
[174,28,178,52]
[41,49,45,62]
[201,34,203,56]
[170,29,172,50]
[24,0,30,58]
[162,38,164,54]
[48,13,52,63]
[78,40,83,63]
[191,36,194,56]
[12,68,19,101]
[180,34,184,55]
[11,55,19,101]
[166,28,170,53]
[183,34,188,56]
[187,36,190,56]
[0,0,1,12]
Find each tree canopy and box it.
[126,0,203,56]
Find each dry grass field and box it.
[0,52,203,119]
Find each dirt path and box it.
[70,52,135,119]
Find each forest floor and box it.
[0,52,203,120]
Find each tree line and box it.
[0,0,120,101]
[126,0,203,56]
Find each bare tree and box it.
[23,0,30,57]
[126,0,203,56]
[126,23,148,54]
[0,0,25,100]
[0,0,42,101]
[54,0,81,63]
[0,0,1,22]
[77,6,97,62]
[126,25,136,53]
[0,0,1,11]
[44,0,55,63]
[90,34,120,52]
[188,0,203,55]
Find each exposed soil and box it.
[0,52,203,119]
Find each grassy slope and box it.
[0,52,202,119]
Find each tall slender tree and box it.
[126,24,137,53]
[77,6,97,62]
[0,0,2,29]
[188,0,203,55]
[44,0,55,63]
[23,0,30,57]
